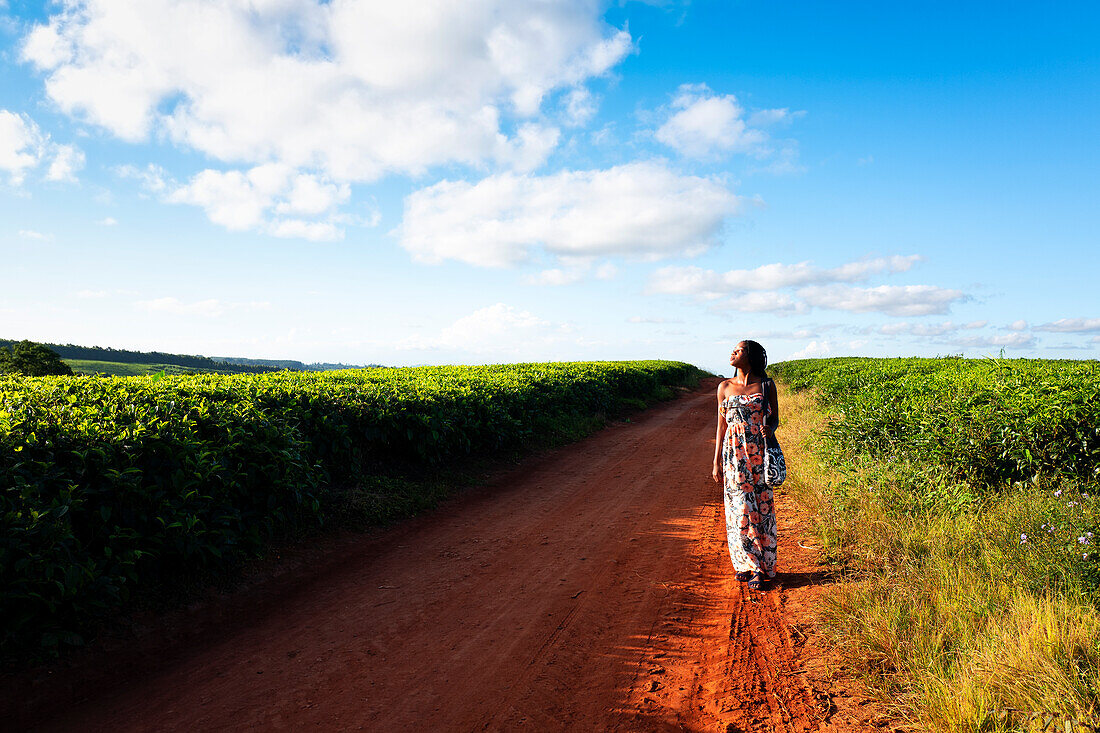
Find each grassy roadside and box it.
[775,381,1100,731]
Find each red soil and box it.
[5,381,893,732]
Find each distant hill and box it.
[1,340,381,375]
[213,357,384,371]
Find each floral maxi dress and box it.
[721,392,778,577]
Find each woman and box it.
[711,340,779,590]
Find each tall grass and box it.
[772,359,1100,731]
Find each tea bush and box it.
[773,357,1100,485]
[1,360,705,660]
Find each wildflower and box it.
[1054,490,1063,497]
[1020,533,1028,543]
[1079,536,1091,545]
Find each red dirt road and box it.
[10,382,889,732]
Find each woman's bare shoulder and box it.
[716,378,735,400]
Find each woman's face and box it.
[729,342,749,370]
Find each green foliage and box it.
[0,341,73,377]
[772,357,1100,728]
[772,356,1100,485]
[0,360,705,662]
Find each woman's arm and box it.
[765,378,780,438]
[712,383,727,483]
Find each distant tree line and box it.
[0,339,383,375]
[0,340,278,374]
[215,356,384,371]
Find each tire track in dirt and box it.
[7,381,890,732]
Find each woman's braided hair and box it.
[742,340,768,378]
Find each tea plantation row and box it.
[1,361,706,661]
[771,357,1100,485]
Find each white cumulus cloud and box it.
[22,0,631,181]
[131,163,350,240]
[791,340,832,359]
[655,84,769,159]
[398,161,741,268]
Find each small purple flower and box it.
[1054,490,1063,497]
[1079,536,1091,545]
[1020,533,1028,543]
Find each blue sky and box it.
[1,0,1097,376]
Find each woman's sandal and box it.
[736,570,752,582]
[747,572,766,591]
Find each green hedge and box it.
[771,357,1100,485]
[1,361,705,660]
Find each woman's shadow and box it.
[775,568,841,589]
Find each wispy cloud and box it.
[872,320,986,337]
[397,303,568,355]
[798,284,967,317]
[628,316,684,324]
[134,297,270,318]
[649,256,921,297]
[1034,318,1100,333]
[721,292,808,315]
[939,332,1036,349]
[0,109,83,185]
